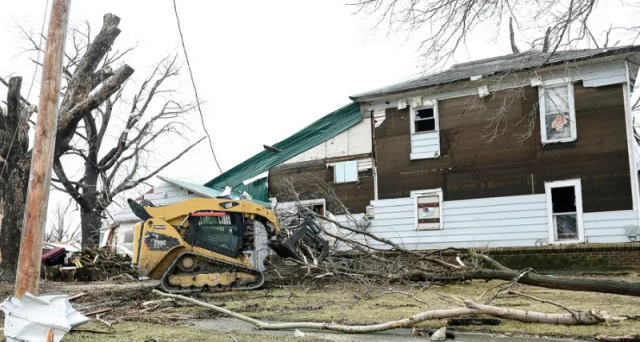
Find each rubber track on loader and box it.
[159,251,265,294]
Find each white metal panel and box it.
[372,197,415,207]
[347,120,373,155]
[344,194,550,250]
[145,190,189,200]
[282,142,326,164]
[357,158,373,171]
[325,130,350,158]
[583,210,637,243]
[410,131,440,160]
[410,152,437,160]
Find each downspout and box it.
[623,61,640,235]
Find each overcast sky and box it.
[1,0,637,227]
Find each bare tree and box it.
[0,13,201,281]
[21,18,203,247]
[44,202,80,243]
[351,0,638,69]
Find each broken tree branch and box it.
[153,290,621,332]
[506,290,580,320]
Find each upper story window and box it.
[411,102,439,134]
[539,81,576,144]
[334,160,358,183]
[410,100,441,160]
[414,107,436,133]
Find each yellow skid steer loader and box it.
[128,198,329,293]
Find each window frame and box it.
[334,160,359,184]
[410,188,443,231]
[544,179,584,244]
[538,81,577,144]
[410,100,439,135]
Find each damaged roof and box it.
[204,102,362,190]
[350,46,640,101]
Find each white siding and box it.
[584,210,637,243]
[112,181,200,223]
[283,120,372,164]
[332,194,639,250]
[362,194,549,249]
[410,132,440,160]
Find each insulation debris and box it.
[1,292,88,342]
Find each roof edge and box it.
[350,47,640,102]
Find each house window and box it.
[539,82,576,144]
[414,108,436,133]
[545,179,584,243]
[410,101,441,160]
[411,189,443,230]
[334,160,358,183]
[411,102,439,134]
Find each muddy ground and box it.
[1,274,640,341]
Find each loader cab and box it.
[185,211,245,258]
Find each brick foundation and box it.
[468,243,640,273]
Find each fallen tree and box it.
[153,290,623,332]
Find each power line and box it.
[172,0,224,176]
[0,0,49,176]
[27,0,50,99]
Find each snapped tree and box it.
[0,13,202,281]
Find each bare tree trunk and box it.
[396,268,640,297]
[80,154,101,247]
[0,159,30,282]
[0,77,31,282]
[80,209,102,247]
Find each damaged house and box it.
[205,46,640,268]
[115,46,640,271]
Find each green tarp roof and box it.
[204,102,363,189]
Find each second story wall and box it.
[374,82,633,213]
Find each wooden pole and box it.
[14,0,71,298]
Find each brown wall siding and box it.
[375,82,632,212]
[269,162,374,214]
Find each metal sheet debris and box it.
[1,292,88,342]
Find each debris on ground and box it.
[41,247,138,283]
[1,292,88,342]
[430,326,448,341]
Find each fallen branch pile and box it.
[42,248,137,282]
[153,290,623,333]
[272,176,640,298]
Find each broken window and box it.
[414,107,436,133]
[545,179,583,243]
[334,160,358,183]
[539,83,576,143]
[413,189,442,230]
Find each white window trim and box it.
[410,100,439,135]
[538,80,577,144]
[410,188,443,231]
[544,179,584,244]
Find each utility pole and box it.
[14,0,71,298]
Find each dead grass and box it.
[1,277,640,340]
[189,276,640,338]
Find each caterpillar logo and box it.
[219,201,239,210]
